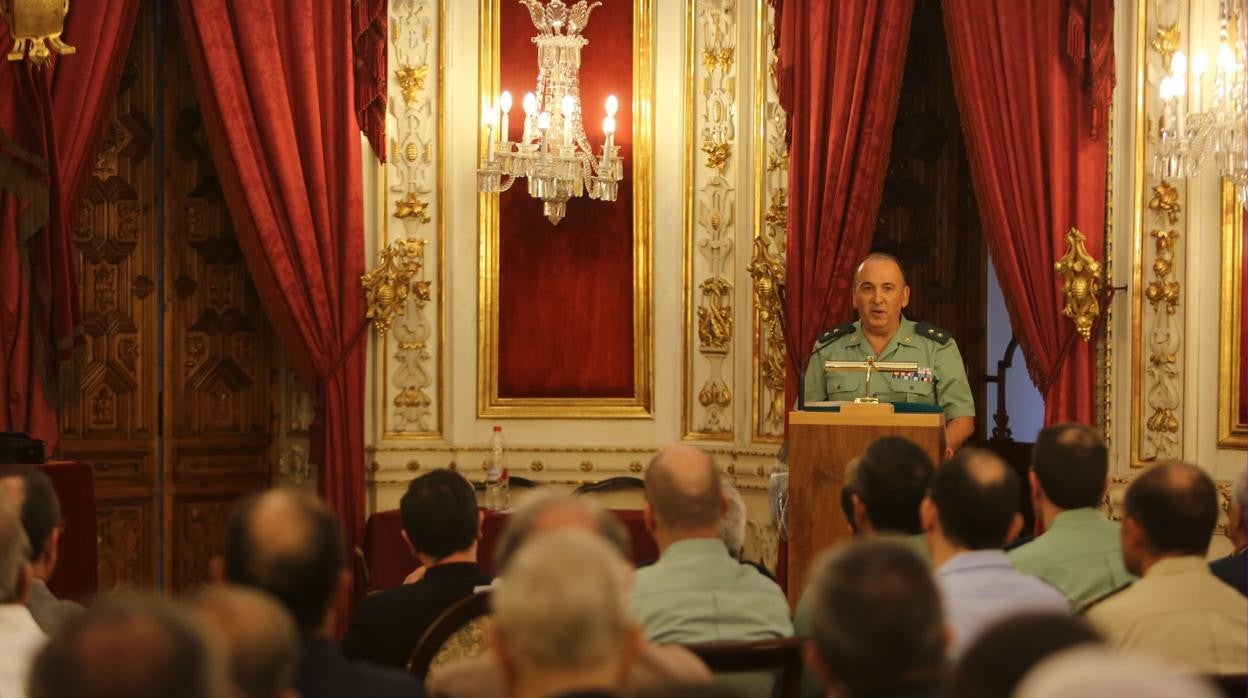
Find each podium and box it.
[786,405,945,606]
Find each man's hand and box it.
[404,566,426,585]
[944,416,975,460]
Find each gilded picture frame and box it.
[1219,180,1247,449]
[476,0,655,418]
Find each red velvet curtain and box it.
[776,0,914,409]
[0,1,141,453]
[176,0,369,551]
[353,0,387,162]
[944,0,1112,425]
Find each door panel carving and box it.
[60,3,276,592]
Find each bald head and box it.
[644,445,725,533]
[929,448,1020,550]
[494,491,631,571]
[853,252,907,287]
[224,489,342,632]
[188,586,300,698]
[1124,461,1218,559]
[31,595,226,698]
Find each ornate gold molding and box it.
[749,0,787,444]
[1219,180,1247,448]
[1055,227,1102,342]
[1132,0,1184,466]
[476,0,654,419]
[683,0,738,439]
[376,0,444,438]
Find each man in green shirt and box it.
[633,445,792,698]
[802,253,976,455]
[1008,424,1134,610]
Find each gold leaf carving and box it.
[1054,227,1102,341]
[361,238,429,335]
[395,63,428,106]
[394,192,432,222]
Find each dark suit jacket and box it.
[1210,548,1247,596]
[342,562,493,669]
[297,636,423,698]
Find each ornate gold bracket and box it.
[361,238,431,336]
[1149,22,1179,71]
[3,0,76,68]
[1054,227,1102,342]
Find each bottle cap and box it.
[493,425,501,432]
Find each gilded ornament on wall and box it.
[2,0,75,67]
[1054,227,1102,342]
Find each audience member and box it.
[804,540,947,698]
[942,613,1100,698]
[344,470,491,668]
[428,492,711,698]
[223,489,423,698]
[492,530,641,698]
[29,594,224,698]
[847,437,935,560]
[0,491,43,698]
[188,585,301,698]
[719,483,748,558]
[1086,462,1248,673]
[633,445,791,697]
[492,490,631,571]
[921,449,1068,656]
[1008,424,1133,609]
[795,437,935,698]
[1209,465,1247,595]
[1014,647,1219,698]
[0,466,84,634]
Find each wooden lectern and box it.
[786,405,945,606]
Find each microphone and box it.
[775,283,842,413]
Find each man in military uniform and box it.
[802,253,975,455]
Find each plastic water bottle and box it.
[486,426,509,511]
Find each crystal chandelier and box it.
[1153,0,1248,204]
[477,0,624,225]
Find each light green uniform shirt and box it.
[1007,508,1135,611]
[792,534,929,698]
[633,538,793,698]
[801,318,975,422]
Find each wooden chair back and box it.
[406,589,494,679]
[682,637,807,698]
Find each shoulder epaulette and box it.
[914,321,952,345]
[817,323,855,344]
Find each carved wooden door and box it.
[873,0,988,439]
[58,1,276,593]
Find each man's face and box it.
[853,258,910,336]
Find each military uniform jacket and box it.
[801,318,975,421]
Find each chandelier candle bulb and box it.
[603,115,615,150]
[500,91,513,142]
[522,92,537,143]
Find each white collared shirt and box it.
[0,603,46,698]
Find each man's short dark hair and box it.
[30,594,224,698]
[1124,461,1219,557]
[945,613,1101,698]
[807,540,945,692]
[1032,424,1108,510]
[400,469,479,560]
[224,490,342,632]
[931,449,1020,550]
[853,437,934,534]
[0,465,60,561]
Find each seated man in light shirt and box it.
[1008,424,1134,610]
[633,445,792,698]
[921,449,1068,657]
[1086,462,1248,674]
